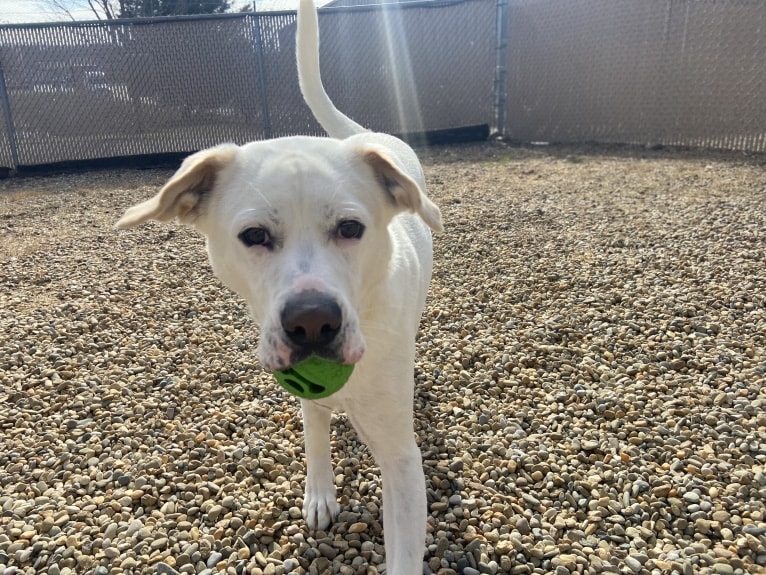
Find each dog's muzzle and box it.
[280,290,343,361]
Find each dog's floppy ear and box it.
[115,144,237,229]
[362,147,443,233]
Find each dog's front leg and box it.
[301,399,339,530]
[348,411,426,575]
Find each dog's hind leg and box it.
[301,399,339,530]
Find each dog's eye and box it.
[239,227,272,248]
[336,220,365,240]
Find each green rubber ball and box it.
[273,355,354,399]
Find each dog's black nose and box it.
[281,291,342,347]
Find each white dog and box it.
[116,0,442,573]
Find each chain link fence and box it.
[0,0,765,171]
[504,0,766,151]
[0,0,495,171]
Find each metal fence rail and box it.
[0,0,765,171]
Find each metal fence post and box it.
[493,0,510,138]
[251,4,272,140]
[0,64,19,173]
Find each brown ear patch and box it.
[363,148,443,232]
[363,149,417,209]
[115,144,237,229]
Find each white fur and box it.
[116,1,441,573]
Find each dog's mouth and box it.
[259,339,356,374]
[259,326,365,373]
[289,344,345,367]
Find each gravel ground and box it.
[0,142,765,575]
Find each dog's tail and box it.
[297,0,367,139]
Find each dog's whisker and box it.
[257,189,274,209]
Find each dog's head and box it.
[116,137,442,371]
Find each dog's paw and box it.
[303,485,339,531]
